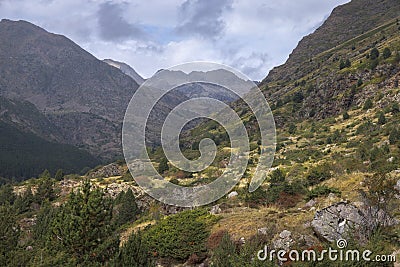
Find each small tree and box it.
[389,128,400,145]
[382,47,391,59]
[363,98,373,110]
[370,48,380,60]
[359,172,399,238]
[288,123,296,134]
[54,169,64,181]
[112,231,153,267]
[158,157,169,174]
[115,188,140,226]
[377,112,386,125]
[0,205,20,266]
[51,180,116,264]
[343,111,350,120]
[35,176,55,204]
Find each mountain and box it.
[0,19,143,162]
[103,59,145,85]
[265,0,400,83]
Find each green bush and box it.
[306,185,341,200]
[306,164,332,186]
[144,209,218,260]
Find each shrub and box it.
[306,164,332,186]
[343,111,350,120]
[377,111,386,125]
[370,48,379,60]
[112,231,154,267]
[306,185,341,200]
[144,209,217,260]
[363,98,373,110]
[382,47,391,59]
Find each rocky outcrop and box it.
[273,230,295,251]
[311,202,365,243]
[311,201,398,243]
[88,163,122,178]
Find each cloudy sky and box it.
[0,0,349,80]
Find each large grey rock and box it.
[273,230,294,251]
[311,202,365,243]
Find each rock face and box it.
[311,202,365,243]
[88,163,122,178]
[273,230,295,251]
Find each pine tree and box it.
[14,186,34,214]
[363,98,373,110]
[115,188,140,226]
[377,112,386,125]
[0,204,20,266]
[112,231,153,267]
[35,176,54,204]
[370,48,380,60]
[0,184,16,205]
[51,180,116,264]
[343,111,350,120]
[382,47,391,59]
[158,157,169,174]
[54,169,64,181]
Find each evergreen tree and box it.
[345,58,351,68]
[377,112,386,125]
[211,232,237,267]
[51,180,116,264]
[14,186,34,214]
[115,188,140,226]
[391,102,399,114]
[40,169,51,179]
[363,98,373,110]
[343,111,350,120]
[112,231,153,267]
[382,47,391,59]
[54,169,64,181]
[0,205,20,266]
[33,200,58,245]
[0,184,16,205]
[288,123,296,134]
[269,168,285,185]
[370,47,380,60]
[35,176,55,204]
[158,157,169,174]
[389,128,400,145]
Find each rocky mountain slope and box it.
[0,19,142,161]
[103,58,145,85]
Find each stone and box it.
[227,191,238,198]
[88,163,121,178]
[273,230,294,251]
[311,202,364,243]
[305,199,316,208]
[210,204,222,215]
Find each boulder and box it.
[304,199,316,208]
[273,230,294,251]
[311,202,364,243]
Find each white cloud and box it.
[0,0,350,80]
